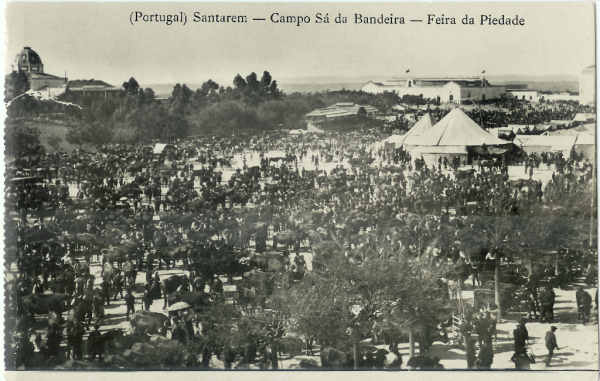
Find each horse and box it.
[172,291,211,310]
[320,347,351,369]
[160,275,191,309]
[22,293,69,317]
[130,311,169,335]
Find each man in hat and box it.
[125,289,135,319]
[171,317,188,345]
[576,287,592,324]
[513,318,529,355]
[143,284,153,311]
[544,326,559,366]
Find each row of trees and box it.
[5,69,408,149]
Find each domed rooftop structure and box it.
[15,46,44,74]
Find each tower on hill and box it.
[13,46,66,92]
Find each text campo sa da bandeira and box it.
[129,11,527,27]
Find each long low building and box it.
[361,75,505,104]
[507,89,540,102]
[305,102,378,123]
[66,79,123,99]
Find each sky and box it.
[4,2,596,87]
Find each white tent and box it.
[513,135,577,156]
[406,108,510,147]
[404,108,511,166]
[400,114,434,146]
[153,143,167,155]
[373,114,433,150]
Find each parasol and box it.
[167,301,191,312]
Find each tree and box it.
[141,88,156,103]
[5,119,44,160]
[191,100,263,136]
[260,71,272,89]
[284,226,450,368]
[233,74,247,90]
[245,72,260,92]
[122,77,140,95]
[357,106,367,118]
[5,71,30,102]
[66,120,114,147]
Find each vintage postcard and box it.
[2,1,598,378]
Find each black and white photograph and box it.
[2,1,598,373]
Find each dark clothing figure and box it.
[143,289,152,311]
[15,334,35,368]
[125,292,135,319]
[477,341,494,369]
[513,322,529,355]
[576,288,592,323]
[172,323,188,345]
[223,345,236,369]
[540,287,556,322]
[46,325,63,360]
[101,279,111,306]
[88,326,103,360]
[511,352,532,369]
[465,336,476,369]
[112,273,124,300]
[545,327,559,366]
[67,321,84,360]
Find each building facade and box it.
[507,89,540,102]
[15,47,67,91]
[361,76,505,104]
[66,80,123,99]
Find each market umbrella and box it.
[167,301,191,312]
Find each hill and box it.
[8,117,91,154]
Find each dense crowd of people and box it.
[390,101,593,132]
[5,124,597,370]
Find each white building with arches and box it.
[361,76,505,104]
